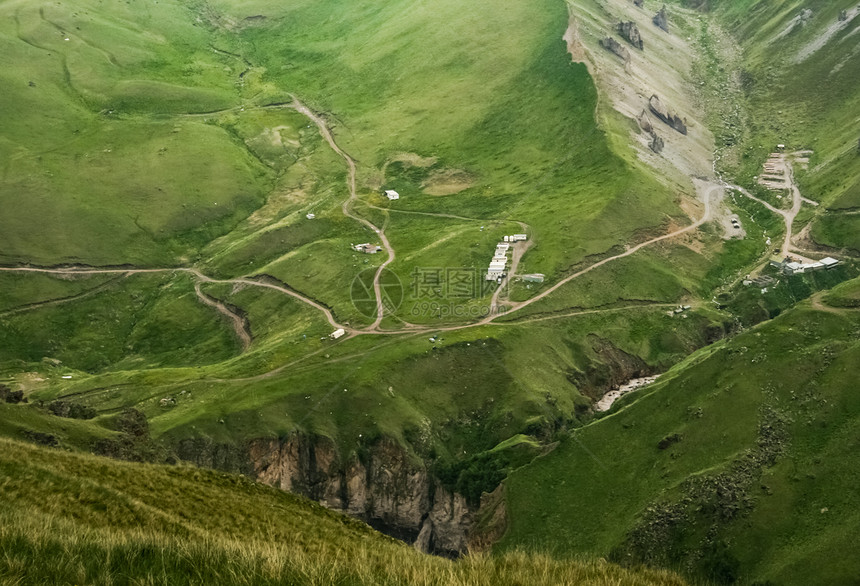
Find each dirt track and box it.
[287,98,394,331]
[193,281,252,351]
[730,151,819,262]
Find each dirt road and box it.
[730,151,818,261]
[482,180,719,322]
[193,281,252,351]
[287,98,394,331]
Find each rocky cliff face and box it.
[246,434,473,556]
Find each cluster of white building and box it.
[486,234,528,281]
[770,255,839,275]
[503,234,528,243]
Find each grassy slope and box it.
[499,282,860,584]
[0,0,725,464]
[0,438,686,586]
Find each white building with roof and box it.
[384,190,400,200]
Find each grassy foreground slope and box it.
[0,438,686,586]
[498,281,860,584]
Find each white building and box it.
[353,243,381,254]
[384,190,400,200]
[511,234,528,242]
[330,328,346,340]
[306,213,315,220]
[486,260,506,281]
[821,257,840,269]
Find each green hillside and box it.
[2,0,860,581]
[0,438,685,586]
[0,0,730,482]
[499,282,860,584]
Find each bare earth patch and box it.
[421,168,474,196]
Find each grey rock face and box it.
[247,434,474,556]
[649,133,665,153]
[600,36,631,61]
[653,5,669,31]
[617,21,644,50]
[649,94,687,135]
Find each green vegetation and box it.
[2,0,860,581]
[499,295,860,585]
[0,438,686,586]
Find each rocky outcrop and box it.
[839,9,848,22]
[649,94,687,135]
[599,37,631,62]
[636,110,663,154]
[632,0,644,7]
[649,133,664,154]
[246,434,474,556]
[637,109,653,134]
[653,5,669,31]
[617,21,644,50]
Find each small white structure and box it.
[510,234,528,242]
[330,328,346,340]
[384,190,400,200]
[306,213,316,220]
[821,257,840,269]
[353,243,381,254]
[777,144,785,150]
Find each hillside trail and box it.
[285,97,394,331]
[0,276,120,318]
[477,180,721,324]
[809,291,845,315]
[0,265,347,335]
[192,281,252,351]
[0,180,718,340]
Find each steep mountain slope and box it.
[498,279,860,584]
[704,0,860,253]
[0,438,687,585]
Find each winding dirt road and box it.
[480,181,720,323]
[1,96,733,360]
[729,152,818,261]
[286,98,394,330]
